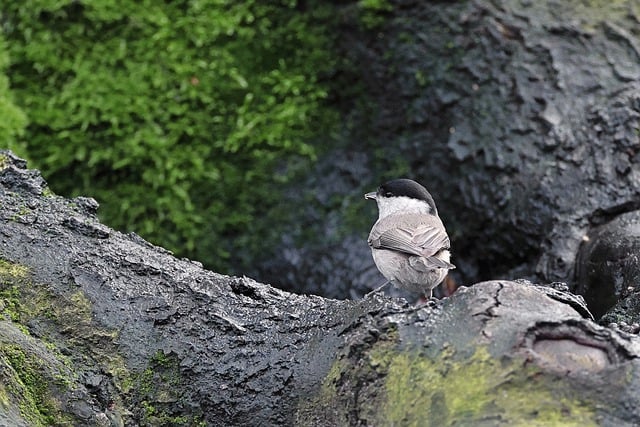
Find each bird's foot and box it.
[364,280,390,299]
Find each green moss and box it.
[41,290,130,394]
[142,400,191,426]
[0,258,132,422]
[295,360,349,427]
[9,204,31,222]
[0,344,72,426]
[314,356,348,414]
[0,259,29,281]
[150,349,174,368]
[0,153,8,170]
[131,350,199,426]
[68,291,92,320]
[0,260,29,322]
[379,347,597,426]
[138,367,156,395]
[305,340,600,426]
[0,261,83,424]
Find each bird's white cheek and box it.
[376,196,432,219]
[438,250,451,263]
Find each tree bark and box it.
[1,150,640,426]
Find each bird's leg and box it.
[364,280,390,298]
[425,288,440,304]
[416,289,438,306]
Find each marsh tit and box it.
[365,178,455,298]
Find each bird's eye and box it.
[385,192,393,197]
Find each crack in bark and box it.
[473,281,504,321]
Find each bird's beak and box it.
[364,191,377,200]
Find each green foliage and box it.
[3,0,337,272]
[0,34,28,155]
[358,0,393,29]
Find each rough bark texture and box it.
[577,211,640,320]
[1,151,640,426]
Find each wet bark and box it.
[1,151,640,426]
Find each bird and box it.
[365,178,455,298]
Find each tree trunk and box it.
[1,150,640,425]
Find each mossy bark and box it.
[2,150,640,424]
[296,282,640,426]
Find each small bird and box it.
[365,178,455,298]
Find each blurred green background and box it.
[1,1,394,275]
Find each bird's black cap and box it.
[378,179,438,214]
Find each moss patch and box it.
[131,350,201,426]
[0,258,132,423]
[0,261,79,424]
[381,347,597,426]
[0,154,9,171]
[0,259,29,283]
[304,337,600,426]
[0,260,30,323]
[1,344,66,426]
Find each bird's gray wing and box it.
[369,222,450,259]
[409,255,454,271]
[371,224,455,271]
